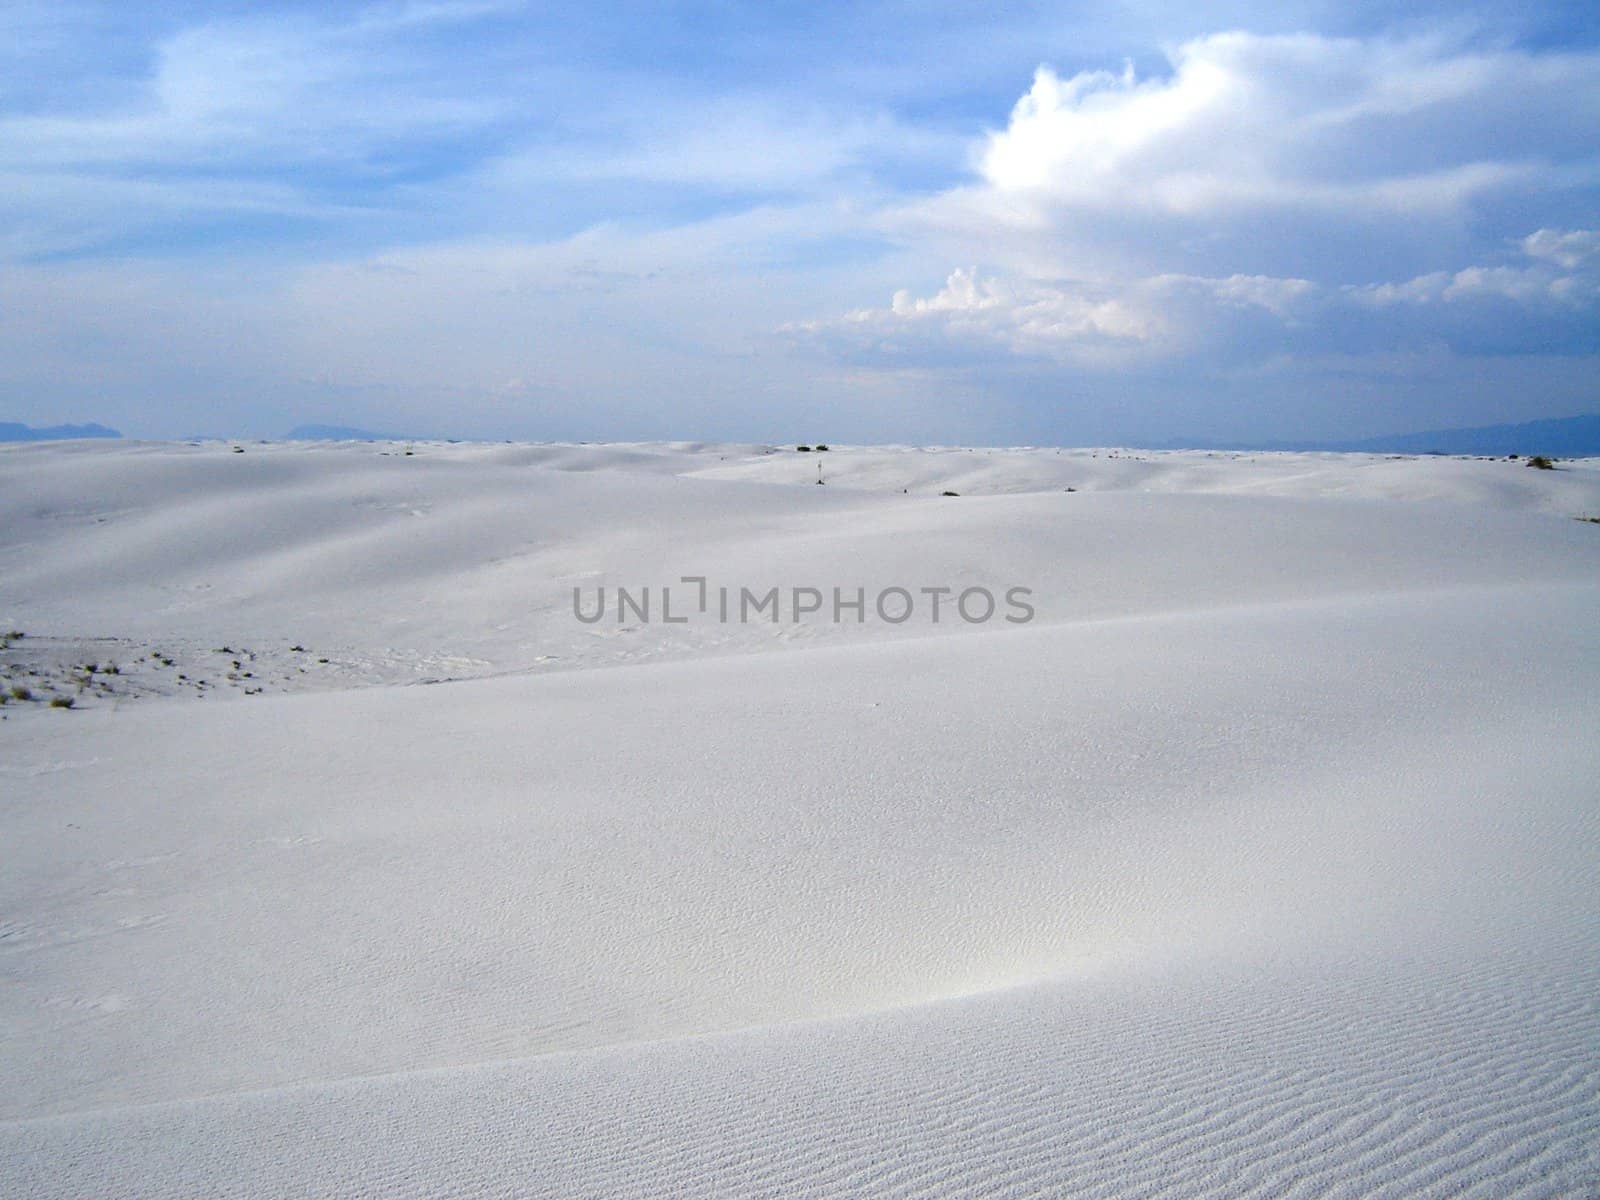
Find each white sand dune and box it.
[2,441,1597,1196]
[3,440,1597,691]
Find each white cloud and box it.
[0,7,515,258]
[884,268,1155,341]
[1522,228,1600,271]
[890,32,1600,284]
[1349,229,1600,308]
[791,228,1600,367]
[787,266,1327,367]
[2,15,498,171]
[483,100,947,195]
[976,33,1592,214]
[792,31,1600,382]
[0,5,958,261]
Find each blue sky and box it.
[2,1,1597,443]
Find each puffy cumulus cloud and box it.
[1522,228,1600,271]
[803,31,1600,385]
[785,268,1141,368]
[786,267,1318,367]
[790,229,1600,367]
[1335,229,1600,356]
[977,34,1581,211]
[883,268,1157,349]
[1349,227,1600,309]
[895,32,1600,283]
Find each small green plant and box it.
[10,685,32,701]
[796,445,813,452]
[815,444,830,451]
[1526,455,1556,469]
[49,696,74,709]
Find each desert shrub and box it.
[10,686,31,701]
[49,696,74,709]
[815,444,830,451]
[942,490,960,497]
[1527,455,1556,469]
[796,445,812,452]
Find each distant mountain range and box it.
[6,413,1598,455]
[0,421,121,442]
[1152,413,1600,457]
